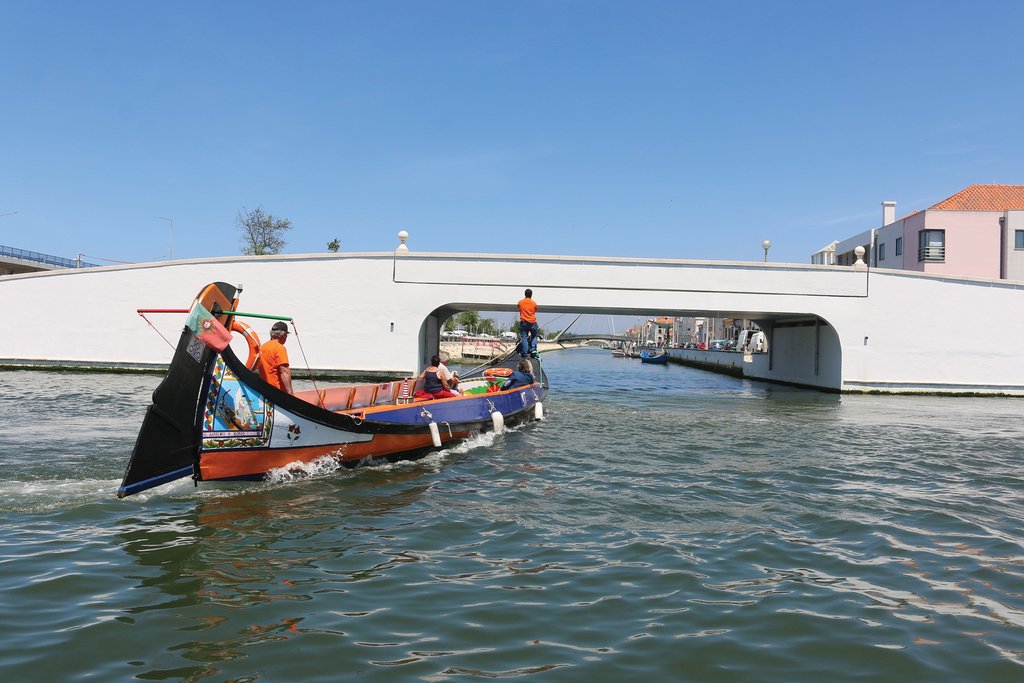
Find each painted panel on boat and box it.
[202,357,274,448]
[202,356,376,453]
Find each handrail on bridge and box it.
[0,244,97,269]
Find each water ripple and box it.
[1,356,1024,680]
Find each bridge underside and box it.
[424,303,840,392]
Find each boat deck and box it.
[292,377,503,414]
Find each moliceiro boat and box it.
[118,282,547,498]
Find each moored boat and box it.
[639,349,668,364]
[118,282,547,497]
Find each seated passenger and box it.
[438,351,460,394]
[501,358,536,391]
[414,355,457,400]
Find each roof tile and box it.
[928,184,1024,211]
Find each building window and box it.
[878,243,886,261]
[918,229,945,262]
[1016,230,1024,249]
[895,237,902,256]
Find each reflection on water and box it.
[1,353,1023,680]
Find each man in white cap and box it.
[438,351,460,394]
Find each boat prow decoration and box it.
[118,283,548,498]
[118,282,238,498]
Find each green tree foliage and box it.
[444,311,499,335]
[458,312,482,333]
[236,207,292,255]
[327,238,340,253]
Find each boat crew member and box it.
[415,355,457,399]
[257,321,294,395]
[502,358,536,391]
[518,288,539,359]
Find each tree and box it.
[236,207,292,255]
[478,316,498,336]
[456,311,481,334]
[327,238,340,253]
[444,311,499,335]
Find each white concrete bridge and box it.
[2,250,1023,394]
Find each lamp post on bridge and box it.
[762,239,772,262]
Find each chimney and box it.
[882,200,896,226]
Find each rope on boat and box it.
[550,313,584,342]
[459,343,521,377]
[211,309,324,404]
[136,307,324,404]
[287,319,323,406]
[137,311,178,352]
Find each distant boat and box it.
[639,349,668,364]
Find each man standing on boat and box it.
[518,288,539,359]
[257,321,294,395]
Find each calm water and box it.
[1,349,1023,681]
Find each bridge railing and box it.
[0,245,97,269]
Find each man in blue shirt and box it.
[502,358,536,390]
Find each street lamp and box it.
[762,239,772,262]
[157,217,173,260]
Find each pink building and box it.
[813,184,1024,280]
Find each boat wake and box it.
[263,426,520,487]
[0,477,139,513]
[0,426,529,512]
[445,425,515,454]
[266,454,347,483]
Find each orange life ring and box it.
[230,319,261,369]
[483,367,513,377]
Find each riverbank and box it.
[664,347,748,378]
[440,339,584,363]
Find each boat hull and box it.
[118,282,548,497]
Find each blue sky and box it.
[2,0,1022,267]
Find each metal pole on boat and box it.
[219,311,292,322]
